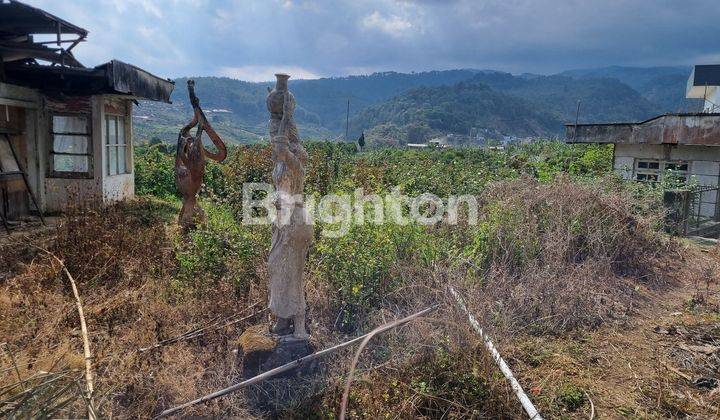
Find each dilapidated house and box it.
[566,64,720,236]
[0,0,173,228]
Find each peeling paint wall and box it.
[101,96,135,204]
[1,83,138,215]
[614,144,720,217]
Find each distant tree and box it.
[358,131,365,151]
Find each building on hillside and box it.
[0,0,174,226]
[565,64,720,236]
[687,65,720,113]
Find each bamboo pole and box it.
[449,286,542,420]
[32,246,95,420]
[156,305,438,419]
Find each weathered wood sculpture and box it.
[175,80,227,229]
[266,73,313,339]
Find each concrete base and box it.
[237,324,316,378]
[236,324,320,413]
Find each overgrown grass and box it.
[1,140,689,418]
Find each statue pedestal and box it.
[237,324,316,378]
[237,324,320,413]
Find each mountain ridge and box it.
[133,66,698,146]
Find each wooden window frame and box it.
[48,112,93,179]
[105,114,130,176]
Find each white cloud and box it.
[217,65,322,82]
[362,11,413,37]
[104,0,163,18]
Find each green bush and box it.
[174,203,268,290]
[134,144,177,198]
[313,223,398,329]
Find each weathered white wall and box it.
[614,144,720,218]
[100,97,135,204]
[704,86,720,112]
[2,84,139,213]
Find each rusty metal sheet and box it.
[567,114,720,146]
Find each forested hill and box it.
[559,65,700,112]
[466,72,661,123]
[133,70,481,144]
[349,82,563,146]
[133,66,697,146]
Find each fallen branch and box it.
[449,286,542,420]
[661,361,691,381]
[138,303,265,353]
[338,306,438,420]
[156,305,439,419]
[585,391,595,420]
[31,245,96,420]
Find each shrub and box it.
[174,203,268,290]
[459,176,670,333]
[313,223,399,330]
[134,144,177,199]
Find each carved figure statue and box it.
[175,80,227,229]
[267,73,313,339]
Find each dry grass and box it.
[0,177,710,418]
[0,198,261,418]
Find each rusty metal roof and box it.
[3,60,174,103]
[0,0,87,38]
[565,113,720,146]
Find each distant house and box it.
[0,1,174,223]
[565,64,720,235]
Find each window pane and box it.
[117,116,126,146]
[106,117,117,146]
[648,162,660,170]
[53,115,88,134]
[638,161,648,169]
[53,135,89,154]
[54,155,89,172]
[108,146,117,176]
[118,146,126,174]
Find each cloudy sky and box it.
[26,0,720,81]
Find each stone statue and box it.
[175,80,227,229]
[266,73,313,339]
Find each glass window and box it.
[634,159,688,184]
[105,115,129,175]
[50,114,91,177]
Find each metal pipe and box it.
[449,286,543,420]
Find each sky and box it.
[26,0,720,82]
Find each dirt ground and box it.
[510,241,720,419]
[1,204,719,418]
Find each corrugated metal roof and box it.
[0,0,87,38]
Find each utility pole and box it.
[572,100,581,142]
[345,99,350,141]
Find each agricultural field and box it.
[2,141,718,418]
